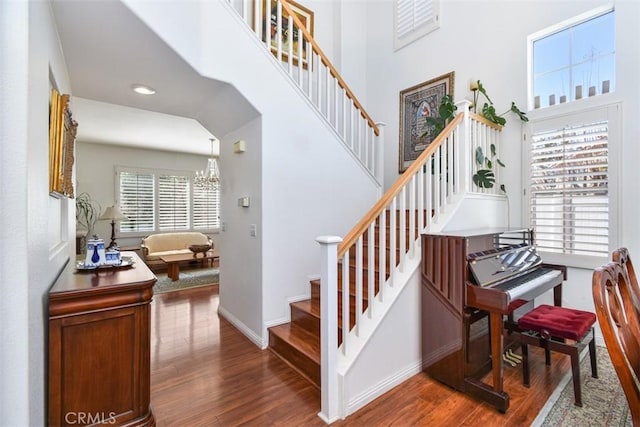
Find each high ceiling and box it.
[51,0,259,156]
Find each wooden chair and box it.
[592,260,640,425]
[613,247,640,317]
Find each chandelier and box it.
[194,138,220,190]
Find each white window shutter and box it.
[526,104,620,268]
[158,175,190,231]
[394,0,440,50]
[117,166,220,235]
[119,171,155,233]
[193,184,220,229]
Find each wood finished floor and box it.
[150,285,571,426]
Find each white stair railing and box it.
[318,100,505,421]
[228,0,382,182]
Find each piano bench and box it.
[517,304,598,407]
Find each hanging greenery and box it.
[421,80,528,192]
[470,80,528,191]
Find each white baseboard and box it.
[217,305,265,348]
[345,359,422,416]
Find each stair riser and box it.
[290,304,348,345]
[291,303,320,336]
[268,331,320,388]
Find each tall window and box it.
[158,175,189,231]
[525,105,619,268]
[117,167,219,234]
[119,171,155,233]
[529,7,615,109]
[193,184,219,229]
[394,0,440,50]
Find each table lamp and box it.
[99,205,128,250]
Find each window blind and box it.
[117,167,220,235]
[119,171,155,233]
[158,175,189,231]
[529,120,609,257]
[193,184,219,229]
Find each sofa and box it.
[141,232,213,269]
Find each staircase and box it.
[268,105,507,422]
[268,212,416,387]
[122,0,509,422]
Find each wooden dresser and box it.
[48,252,156,427]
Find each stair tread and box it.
[291,299,320,317]
[269,323,320,362]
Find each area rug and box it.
[153,268,219,294]
[534,346,632,426]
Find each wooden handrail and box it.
[280,0,379,136]
[338,113,464,256]
[469,112,503,131]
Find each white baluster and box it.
[341,251,349,356]
[355,236,363,336]
[297,37,303,86]
[367,222,374,318]
[389,197,397,285]
[409,174,416,257]
[378,210,386,302]
[276,1,282,62]
[399,186,406,272]
[286,15,293,73]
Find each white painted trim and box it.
[346,360,422,416]
[217,305,265,348]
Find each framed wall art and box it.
[398,71,455,173]
[255,0,314,67]
[49,88,78,198]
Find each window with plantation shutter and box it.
[193,184,219,229]
[394,0,440,50]
[158,175,189,231]
[116,166,220,235]
[119,171,155,233]
[525,104,620,268]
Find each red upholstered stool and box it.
[518,304,598,407]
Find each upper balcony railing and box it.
[228,0,383,182]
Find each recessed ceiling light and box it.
[131,84,156,95]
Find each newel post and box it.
[316,235,342,424]
[455,100,472,194]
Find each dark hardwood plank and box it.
[150,285,568,426]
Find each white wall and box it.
[75,141,217,248]
[343,268,422,415]
[364,0,640,328]
[1,1,73,424]
[216,118,265,344]
[123,0,382,344]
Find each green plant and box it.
[472,80,528,125]
[423,94,457,137]
[470,80,528,191]
[75,192,101,237]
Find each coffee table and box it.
[160,250,219,281]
